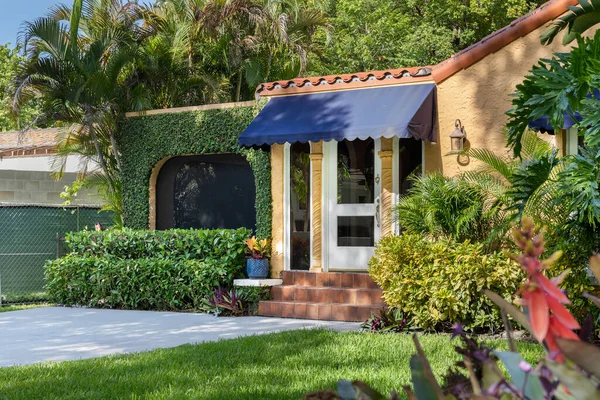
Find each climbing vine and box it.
[118,105,272,238]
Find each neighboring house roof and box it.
[0,128,59,157]
[256,0,578,98]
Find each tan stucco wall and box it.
[270,144,285,278]
[425,25,578,176]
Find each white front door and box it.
[324,138,381,271]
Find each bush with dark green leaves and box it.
[368,234,523,331]
[45,256,240,310]
[46,228,251,310]
[65,228,250,261]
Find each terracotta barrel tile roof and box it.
[255,0,578,97]
[0,128,59,153]
[256,67,434,97]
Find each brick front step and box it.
[272,285,382,305]
[258,301,379,322]
[258,271,383,321]
[281,271,379,289]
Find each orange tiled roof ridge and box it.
[256,0,578,97]
[0,128,59,151]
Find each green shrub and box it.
[65,228,251,262]
[368,234,523,330]
[45,255,243,310]
[395,173,511,251]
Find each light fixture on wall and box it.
[450,119,466,153]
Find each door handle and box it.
[375,198,381,227]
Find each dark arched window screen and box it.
[156,155,256,231]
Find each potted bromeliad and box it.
[245,236,272,279]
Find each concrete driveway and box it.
[0,307,359,367]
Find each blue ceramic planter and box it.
[246,258,269,279]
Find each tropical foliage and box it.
[0,44,39,131]
[325,220,600,399]
[395,132,560,250]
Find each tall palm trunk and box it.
[235,67,243,102]
[85,109,114,192]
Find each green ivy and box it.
[118,105,271,238]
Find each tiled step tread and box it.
[281,271,379,289]
[271,285,382,305]
[258,300,380,322]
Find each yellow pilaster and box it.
[270,144,285,278]
[309,141,323,273]
[379,138,394,237]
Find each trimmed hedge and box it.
[368,234,523,330]
[65,228,251,261]
[45,256,238,310]
[118,105,272,238]
[46,228,251,310]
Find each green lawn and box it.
[0,303,49,313]
[0,329,542,400]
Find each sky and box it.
[0,0,60,47]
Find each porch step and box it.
[258,301,380,322]
[258,271,384,322]
[281,271,380,289]
[272,285,382,305]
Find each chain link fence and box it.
[0,205,114,305]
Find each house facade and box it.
[252,0,579,278]
[124,0,581,320]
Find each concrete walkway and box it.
[0,307,359,367]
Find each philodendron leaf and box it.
[545,360,600,400]
[484,290,532,333]
[494,351,545,399]
[337,379,356,400]
[556,338,600,379]
[410,355,441,400]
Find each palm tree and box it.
[395,132,567,250]
[13,0,149,224]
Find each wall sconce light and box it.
[450,119,466,153]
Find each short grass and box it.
[0,329,543,400]
[0,303,49,313]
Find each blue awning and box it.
[239,83,437,147]
[528,112,579,134]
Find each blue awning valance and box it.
[239,83,437,147]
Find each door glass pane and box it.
[337,139,374,204]
[290,143,311,270]
[338,216,374,247]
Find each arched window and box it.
[156,154,256,230]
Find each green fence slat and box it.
[0,206,114,304]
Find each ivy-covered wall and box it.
[118,105,272,238]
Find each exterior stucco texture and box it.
[426,25,578,176]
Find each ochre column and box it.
[148,156,173,230]
[309,141,323,273]
[270,144,285,278]
[379,138,394,237]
